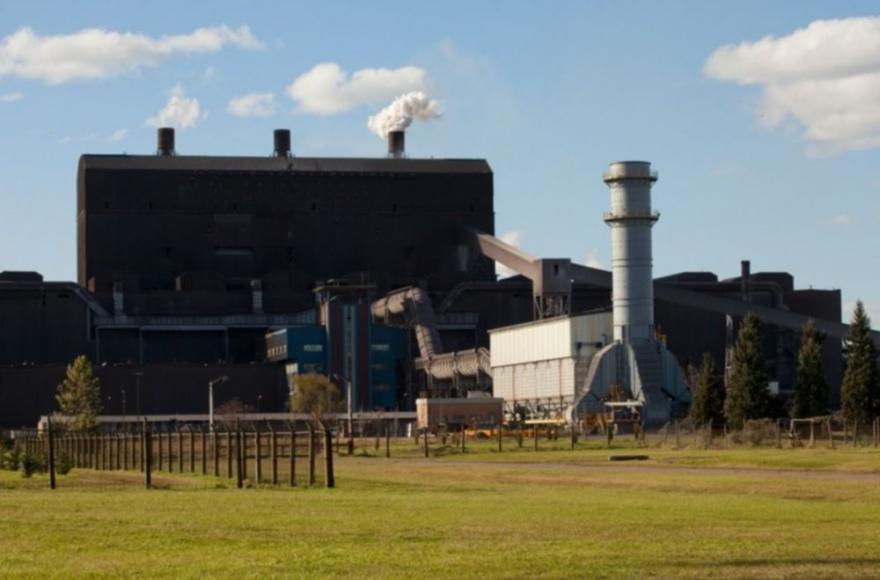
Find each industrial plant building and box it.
[0,128,856,427]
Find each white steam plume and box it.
[367,91,441,138]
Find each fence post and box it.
[177,429,184,472]
[254,429,262,485]
[307,423,316,486]
[270,426,278,486]
[158,431,165,471]
[776,419,782,449]
[385,421,391,458]
[534,424,539,451]
[424,428,430,458]
[289,422,297,487]
[570,421,576,451]
[675,420,681,449]
[236,425,243,489]
[47,417,56,490]
[189,430,195,473]
[242,431,249,481]
[201,429,207,475]
[499,418,505,453]
[226,430,233,478]
[324,428,335,489]
[144,420,152,490]
[212,430,219,477]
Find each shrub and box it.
[3,447,22,471]
[20,452,46,478]
[55,451,74,475]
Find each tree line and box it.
[690,301,879,428]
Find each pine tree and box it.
[790,319,829,418]
[724,312,770,428]
[840,301,878,424]
[55,355,102,431]
[690,353,725,427]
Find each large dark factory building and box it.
[0,128,845,426]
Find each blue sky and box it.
[1,1,878,324]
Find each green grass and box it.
[2,444,880,578]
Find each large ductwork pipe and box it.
[371,287,491,379]
[372,287,442,357]
[387,130,405,158]
[157,127,175,156]
[273,129,291,157]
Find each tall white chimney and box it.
[603,161,659,343]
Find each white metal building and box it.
[489,311,612,416]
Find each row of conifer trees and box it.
[690,301,879,428]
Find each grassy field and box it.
[2,443,880,578]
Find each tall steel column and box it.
[603,161,659,343]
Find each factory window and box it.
[311,202,317,211]
[469,204,474,212]
[104,201,110,209]
[392,203,398,213]
[148,202,153,210]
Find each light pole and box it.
[121,389,127,424]
[209,376,229,432]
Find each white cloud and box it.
[106,129,128,142]
[57,135,72,145]
[496,230,522,279]
[145,84,204,128]
[227,92,275,117]
[825,214,853,226]
[0,25,262,84]
[584,248,603,269]
[0,91,23,102]
[286,62,429,115]
[705,17,880,154]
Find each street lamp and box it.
[209,376,229,432]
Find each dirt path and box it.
[385,458,880,482]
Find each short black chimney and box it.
[273,129,291,157]
[157,127,175,156]
[387,130,405,158]
[741,260,751,303]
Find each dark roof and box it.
[79,154,492,174]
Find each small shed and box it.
[416,397,504,431]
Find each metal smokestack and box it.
[603,161,659,343]
[273,129,291,158]
[387,130,405,158]
[740,260,751,303]
[157,127,175,156]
